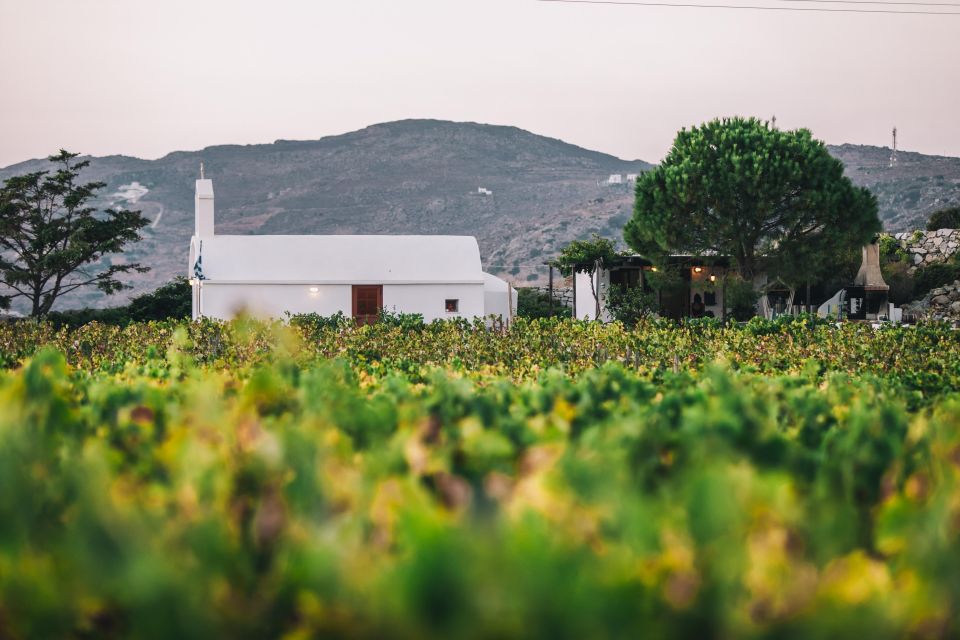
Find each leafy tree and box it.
[552,234,619,319]
[0,151,150,316]
[926,206,960,231]
[625,117,881,283]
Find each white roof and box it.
[193,235,484,284]
[482,271,510,292]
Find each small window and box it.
[445,299,459,313]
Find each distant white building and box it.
[606,174,623,185]
[477,187,493,196]
[188,177,515,324]
[626,174,639,183]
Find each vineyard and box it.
[2,317,960,638]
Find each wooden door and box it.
[352,285,383,326]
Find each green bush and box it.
[605,284,657,327]
[378,308,426,330]
[926,206,960,231]
[46,277,191,328]
[913,262,960,298]
[878,234,909,263]
[288,311,350,338]
[516,288,569,320]
[725,276,760,321]
[882,260,916,305]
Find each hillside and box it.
[1,120,958,311]
[828,144,960,231]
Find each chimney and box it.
[853,243,889,291]
[195,166,214,237]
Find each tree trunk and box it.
[30,289,42,317]
[590,260,601,320]
[738,253,757,282]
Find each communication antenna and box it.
[889,127,898,167]
[200,162,205,179]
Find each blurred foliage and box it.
[0,320,959,637]
[2,317,960,397]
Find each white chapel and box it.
[187,175,516,324]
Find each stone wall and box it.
[902,279,960,322]
[892,229,960,270]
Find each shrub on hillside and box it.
[878,234,909,263]
[926,206,960,231]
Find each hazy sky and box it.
[2,0,958,167]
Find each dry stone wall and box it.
[893,229,960,270]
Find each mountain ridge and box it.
[1,119,958,311]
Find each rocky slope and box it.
[903,281,960,322]
[829,144,960,231]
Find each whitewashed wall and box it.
[574,270,611,321]
[382,284,484,322]
[689,268,725,317]
[482,273,517,324]
[196,282,484,322]
[197,284,352,320]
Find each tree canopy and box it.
[0,151,150,316]
[551,233,619,278]
[624,117,881,282]
[552,234,620,320]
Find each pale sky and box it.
[1,0,958,167]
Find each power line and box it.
[777,0,960,6]
[537,0,960,15]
